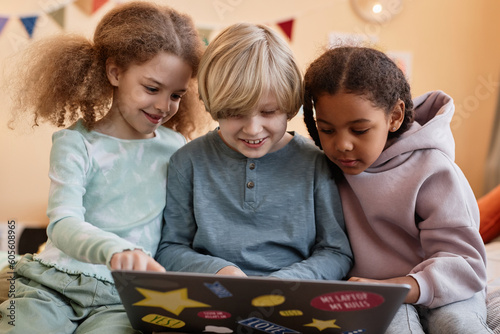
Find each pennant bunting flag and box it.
[20,16,38,38]
[197,28,213,46]
[48,7,65,29]
[92,0,109,14]
[0,16,8,36]
[74,0,93,15]
[277,18,295,41]
[75,0,108,15]
[0,4,295,45]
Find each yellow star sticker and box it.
[304,318,341,331]
[134,287,210,316]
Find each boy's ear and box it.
[389,99,405,131]
[106,58,120,87]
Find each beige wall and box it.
[1,0,500,227]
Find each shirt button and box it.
[249,163,256,170]
[246,181,255,189]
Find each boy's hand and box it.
[348,276,420,304]
[110,249,166,272]
[216,265,247,277]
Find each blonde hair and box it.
[8,1,207,139]
[198,23,303,120]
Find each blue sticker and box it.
[238,317,299,334]
[204,281,233,298]
[342,329,366,334]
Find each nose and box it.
[242,116,263,135]
[154,95,171,115]
[335,134,353,152]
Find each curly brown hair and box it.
[8,1,208,139]
[303,47,414,149]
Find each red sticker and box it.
[311,291,384,312]
[198,310,231,319]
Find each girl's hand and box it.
[216,266,247,277]
[348,276,420,304]
[110,249,166,272]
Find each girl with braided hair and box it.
[303,46,491,333]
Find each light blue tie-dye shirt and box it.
[34,119,185,283]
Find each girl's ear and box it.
[389,99,405,132]
[106,58,120,87]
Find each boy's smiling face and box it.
[217,91,290,159]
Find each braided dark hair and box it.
[304,47,414,149]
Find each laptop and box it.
[112,270,409,334]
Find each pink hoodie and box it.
[339,90,487,308]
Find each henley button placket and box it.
[245,160,256,202]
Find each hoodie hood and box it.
[366,90,455,173]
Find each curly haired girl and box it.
[0,2,205,333]
[303,46,491,334]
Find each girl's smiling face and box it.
[101,52,192,140]
[314,92,403,175]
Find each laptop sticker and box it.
[251,294,285,307]
[311,291,384,311]
[141,314,185,329]
[203,325,234,333]
[238,317,300,334]
[113,270,410,334]
[134,287,210,315]
[204,281,233,298]
[304,318,341,331]
[279,310,303,317]
[198,310,232,320]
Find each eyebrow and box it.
[316,118,372,126]
[144,77,163,86]
[259,103,279,109]
[144,77,188,92]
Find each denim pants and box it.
[386,291,492,334]
[0,254,140,334]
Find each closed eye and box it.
[352,129,369,135]
[318,128,334,135]
[145,86,158,93]
[261,110,277,116]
